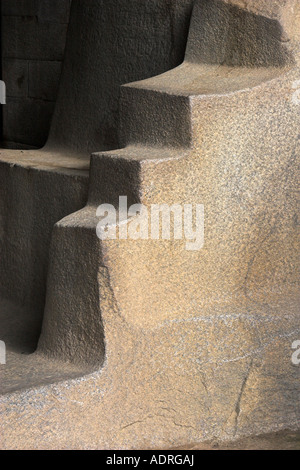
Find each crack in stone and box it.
[242,223,277,302]
[234,358,253,437]
[121,413,198,433]
[200,328,300,368]
[121,419,147,431]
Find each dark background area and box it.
[0,0,2,143]
[0,0,71,149]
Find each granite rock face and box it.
[0,0,299,449]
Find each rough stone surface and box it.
[0,0,195,341]
[1,0,71,147]
[0,0,299,450]
[2,59,29,98]
[48,0,195,153]
[2,17,68,61]
[28,61,62,101]
[2,0,71,22]
[2,98,55,146]
[170,429,300,450]
[0,150,89,346]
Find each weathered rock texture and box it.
[0,0,299,450]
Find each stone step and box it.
[88,145,190,206]
[119,84,192,149]
[119,62,286,149]
[119,0,293,150]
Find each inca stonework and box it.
[0,0,299,450]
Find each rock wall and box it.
[1,0,72,148]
